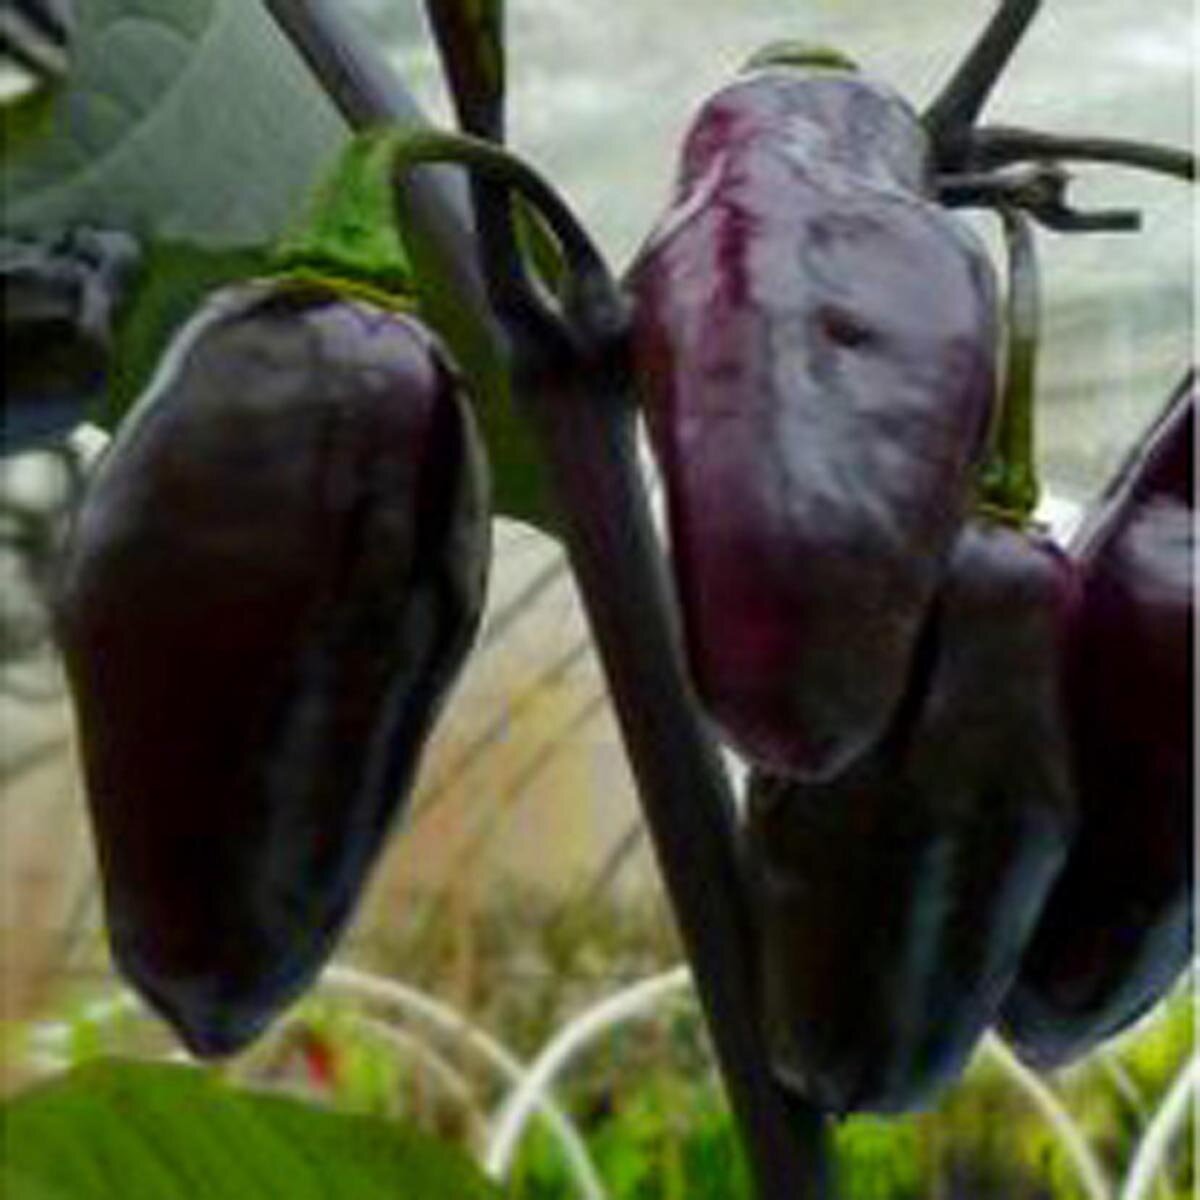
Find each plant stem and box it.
[936,163,1142,233]
[263,0,423,128]
[514,343,832,1200]
[389,122,834,1200]
[421,0,544,350]
[924,0,1041,165]
[980,206,1040,521]
[423,0,506,142]
[386,130,620,334]
[965,126,1197,182]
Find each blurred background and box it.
[1,0,1194,1195]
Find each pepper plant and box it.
[0,1,1193,1198]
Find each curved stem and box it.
[923,0,1042,165]
[387,129,625,342]
[980,205,1040,520]
[965,126,1197,182]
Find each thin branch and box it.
[965,126,1197,182]
[924,0,1041,163]
[514,351,833,1198]
[937,163,1142,233]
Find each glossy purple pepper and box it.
[747,518,1078,1113]
[55,280,491,1057]
[629,60,998,779]
[1001,370,1195,1067]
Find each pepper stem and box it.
[979,205,1041,522]
[923,0,1041,167]
[936,162,1142,234]
[387,128,625,348]
[963,126,1196,182]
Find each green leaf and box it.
[0,1059,501,1200]
[0,0,345,247]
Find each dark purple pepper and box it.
[54,279,491,1057]
[1000,371,1194,1067]
[629,64,998,780]
[747,519,1077,1114]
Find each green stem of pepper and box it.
[387,129,626,346]
[740,42,859,75]
[272,130,421,297]
[979,206,1040,523]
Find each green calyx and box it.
[272,128,417,303]
[741,41,859,76]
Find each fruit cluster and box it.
[629,56,1193,1113]
[44,2,1192,1127]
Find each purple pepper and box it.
[629,60,998,780]
[1000,371,1194,1068]
[747,518,1078,1113]
[54,279,491,1057]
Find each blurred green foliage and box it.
[20,891,1194,1199]
[501,981,1194,1199]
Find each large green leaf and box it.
[0,1059,501,1199]
[0,0,347,434]
[0,0,345,246]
